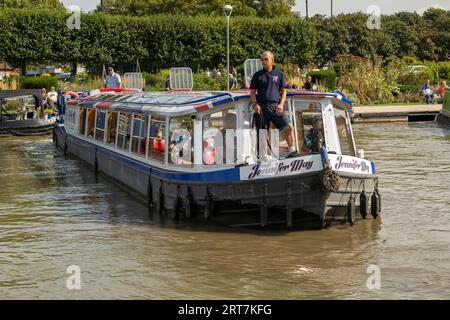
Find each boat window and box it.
[86,109,96,138]
[294,101,325,154]
[95,110,107,143]
[148,116,166,163]
[79,108,86,135]
[202,109,237,165]
[334,106,355,156]
[117,112,132,151]
[106,112,118,145]
[169,116,194,166]
[131,114,148,157]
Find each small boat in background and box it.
[436,88,450,127]
[0,89,56,137]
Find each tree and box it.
[421,8,450,61]
[97,0,295,18]
[3,0,65,10]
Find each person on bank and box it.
[303,76,315,91]
[104,67,122,89]
[250,51,299,159]
[45,86,58,118]
[422,79,435,104]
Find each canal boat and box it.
[0,89,55,136]
[436,88,450,127]
[54,88,381,228]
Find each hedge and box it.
[0,9,317,71]
[1,8,450,73]
[19,76,58,90]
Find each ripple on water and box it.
[1,127,450,299]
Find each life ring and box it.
[152,138,165,153]
[203,127,221,165]
[203,146,216,165]
[170,129,191,165]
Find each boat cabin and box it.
[64,90,356,171]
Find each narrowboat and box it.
[54,89,381,228]
[0,89,56,136]
[436,88,450,126]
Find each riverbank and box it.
[351,104,442,123]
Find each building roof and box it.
[0,61,14,71]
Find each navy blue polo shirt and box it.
[250,67,287,104]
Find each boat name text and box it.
[248,159,315,180]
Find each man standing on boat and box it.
[250,51,299,159]
[104,67,122,89]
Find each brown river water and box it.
[0,122,449,299]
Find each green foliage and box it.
[308,69,336,91]
[437,61,450,81]
[399,84,421,93]
[336,55,395,105]
[144,72,167,91]
[312,8,450,65]
[3,0,65,10]
[99,0,295,18]
[443,90,450,113]
[0,10,316,72]
[193,73,227,91]
[72,72,91,84]
[143,71,228,91]
[1,7,450,105]
[19,76,58,90]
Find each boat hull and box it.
[0,119,54,137]
[54,125,379,229]
[436,111,450,127]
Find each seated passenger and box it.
[152,129,165,153]
[303,116,325,153]
[169,129,192,165]
[109,127,116,144]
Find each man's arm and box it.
[250,90,260,114]
[277,73,288,112]
[276,88,287,112]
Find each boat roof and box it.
[70,89,353,117]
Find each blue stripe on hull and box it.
[61,130,241,183]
